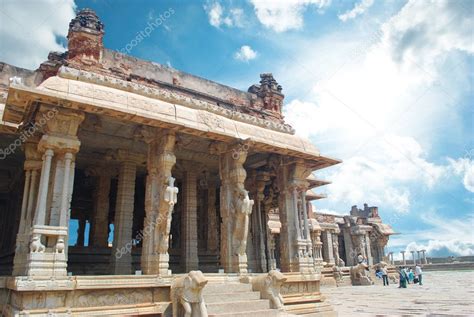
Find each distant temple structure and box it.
[0,9,394,317]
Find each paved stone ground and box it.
[323,270,474,316]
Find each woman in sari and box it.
[398,267,407,288]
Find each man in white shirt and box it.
[415,264,423,285]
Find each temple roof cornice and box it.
[3,77,341,168]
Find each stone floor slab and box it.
[323,271,474,316]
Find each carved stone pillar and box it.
[267,233,277,271]
[246,172,257,273]
[311,229,323,271]
[181,166,199,272]
[301,191,313,266]
[263,189,276,272]
[365,234,373,266]
[322,230,335,265]
[255,172,269,273]
[13,140,42,276]
[206,179,218,253]
[110,152,138,275]
[88,166,114,247]
[25,107,84,277]
[212,142,253,273]
[342,227,354,266]
[411,250,416,265]
[276,158,313,273]
[401,251,406,265]
[141,130,177,276]
[377,239,386,263]
[421,250,427,264]
[332,233,340,265]
[352,234,367,263]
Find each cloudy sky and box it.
[0,0,472,258]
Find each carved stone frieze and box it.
[73,289,152,307]
[58,66,295,134]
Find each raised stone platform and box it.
[421,262,474,271]
[0,273,336,316]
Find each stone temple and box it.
[0,9,394,317]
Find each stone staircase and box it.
[203,281,281,317]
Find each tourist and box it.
[375,268,383,279]
[403,267,410,284]
[398,267,407,288]
[415,264,423,285]
[408,268,414,284]
[381,266,389,286]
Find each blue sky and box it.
[0,0,472,259]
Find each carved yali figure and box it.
[158,176,179,254]
[232,188,254,255]
[251,270,287,309]
[350,263,373,286]
[171,270,208,317]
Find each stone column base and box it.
[299,256,316,273]
[281,272,336,316]
[142,253,172,276]
[12,234,29,276]
[231,254,248,274]
[25,252,67,277]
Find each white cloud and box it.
[389,212,474,259]
[338,0,374,22]
[382,0,474,68]
[281,0,473,214]
[313,207,345,216]
[0,0,76,70]
[448,158,474,193]
[234,45,257,62]
[406,240,474,258]
[204,1,244,28]
[250,0,331,32]
[314,134,444,213]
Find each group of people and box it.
[398,264,423,288]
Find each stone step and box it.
[283,295,323,305]
[204,291,261,303]
[284,301,335,315]
[203,282,253,294]
[206,299,270,314]
[208,309,281,317]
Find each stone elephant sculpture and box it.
[171,270,208,317]
[251,270,287,309]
